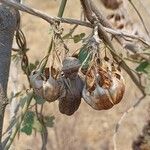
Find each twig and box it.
[57,0,67,18]
[128,0,150,38]
[113,95,146,150]
[0,0,92,27]
[3,90,33,150]
[81,0,145,94]
[103,27,150,47]
[1,0,150,48]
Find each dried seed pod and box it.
[101,0,122,10]
[58,76,84,116]
[43,76,61,102]
[62,57,81,78]
[110,70,125,104]
[30,70,64,102]
[82,66,125,110]
[58,57,84,115]
[29,71,44,97]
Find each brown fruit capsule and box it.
[30,70,63,102]
[82,67,125,110]
[43,76,61,102]
[29,71,44,97]
[58,76,84,116]
[58,57,84,115]
[101,0,122,10]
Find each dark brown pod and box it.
[58,75,84,116]
[100,0,122,10]
[62,56,81,78]
[58,56,84,115]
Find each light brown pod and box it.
[30,70,64,102]
[43,76,61,102]
[58,76,84,116]
[82,69,125,110]
[29,71,44,97]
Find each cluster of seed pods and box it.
[30,57,84,116]
[30,56,125,115]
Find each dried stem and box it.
[113,95,146,150]
[4,90,33,150]
[128,0,150,38]
[1,0,150,48]
[80,0,145,94]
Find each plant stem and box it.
[41,0,68,71]
[4,90,33,150]
[57,0,67,17]
[128,0,150,37]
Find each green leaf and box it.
[29,60,39,72]
[21,124,32,135]
[144,65,150,74]
[34,94,46,105]
[80,33,86,38]
[21,111,35,135]
[44,115,55,128]
[32,116,43,132]
[136,61,150,74]
[73,33,85,43]
[24,111,35,124]
[78,46,92,69]
[20,95,28,108]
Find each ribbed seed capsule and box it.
[82,65,125,110]
[30,70,63,102]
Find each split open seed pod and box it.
[82,65,125,110]
[30,69,64,103]
[29,71,44,97]
[42,76,61,102]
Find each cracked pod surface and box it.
[42,76,63,102]
[29,71,44,97]
[82,63,125,110]
[30,70,63,102]
[58,57,84,116]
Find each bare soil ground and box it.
[5,0,150,150]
